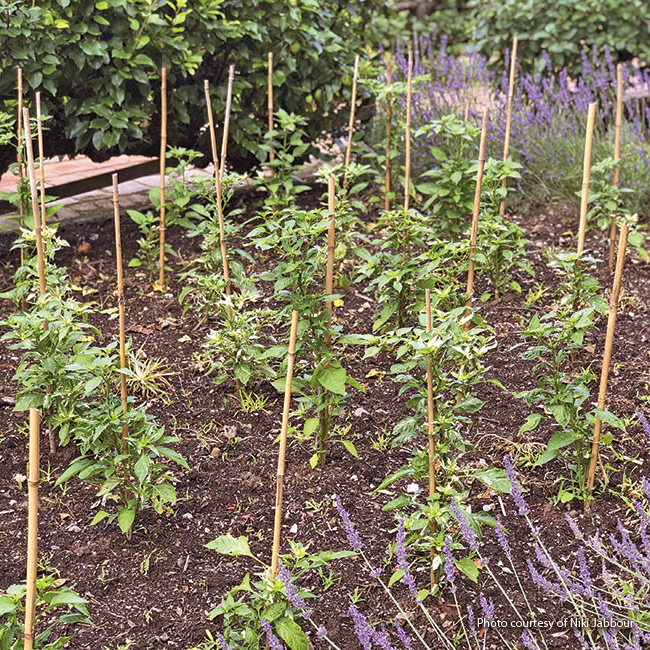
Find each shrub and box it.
[0,0,386,175]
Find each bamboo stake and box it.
[267,52,274,167]
[424,289,437,587]
[577,102,597,255]
[158,67,167,289]
[403,50,413,214]
[270,310,299,576]
[24,408,40,650]
[384,52,392,212]
[464,107,489,330]
[23,108,46,297]
[499,36,518,217]
[35,92,46,228]
[17,68,25,275]
[325,177,336,317]
[585,222,629,507]
[203,80,232,318]
[112,175,128,446]
[609,65,623,269]
[463,99,470,122]
[220,64,235,179]
[344,54,361,170]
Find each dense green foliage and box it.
[0,0,386,174]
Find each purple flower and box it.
[394,620,413,648]
[278,561,312,617]
[261,619,283,650]
[396,518,419,600]
[576,547,593,595]
[449,499,479,552]
[479,593,494,622]
[317,626,327,638]
[521,630,538,649]
[372,623,397,650]
[443,535,456,592]
[503,455,530,515]
[494,518,511,558]
[636,411,650,445]
[565,513,584,540]
[334,495,363,551]
[213,632,233,650]
[349,604,374,650]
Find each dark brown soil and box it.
[1,192,649,650]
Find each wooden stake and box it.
[204,80,232,318]
[17,68,25,274]
[24,408,40,650]
[344,54,361,170]
[270,310,299,576]
[23,108,46,297]
[158,67,167,289]
[609,65,623,269]
[112,175,128,443]
[499,36,518,217]
[267,52,275,167]
[577,102,597,255]
[463,99,470,122]
[464,107,489,330]
[424,289,437,587]
[35,92,46,228]
[220,65,235,179]
[585,223,628,507]
[403,50,413,214]
[325,176,336,317]
[384,52,392,212]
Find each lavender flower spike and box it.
[214,632,233,650]
[494,518,511,558]
[396,518,420,600]
[394,620,413,649]
[349,604,374,650]
[635,411,650,445]
[278,561,313,617]
[261,619,283,650]
[334,495,363,551]
[503,454,530,516]
[449,499,479,552]
[443,535,457,592]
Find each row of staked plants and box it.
[0,41,646,650]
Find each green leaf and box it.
[547,430,577,452]
[91,510,111,525]
[303,418,319,437]
[454,396,485,414]
[594,409,626,432]
[133,454,150,484]
[519,413,542,434]
[117,508,136,535]
[262,601,286,623]
[388,569,404,587]
[473,468,510,493]
[205,534,254,558]
[157,446,190,470]
[455,557,479,583]
[317,364,347,395]
[340,440,358,458]
[274,616,309,650]
[0,596,17,617]
[15,391,43,411]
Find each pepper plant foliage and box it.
[0,0,387,174]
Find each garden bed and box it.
[1,185,648,649]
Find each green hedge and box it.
[0,0,387,175]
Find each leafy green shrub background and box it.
[470,0,650,72]
[0,0,385,174]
